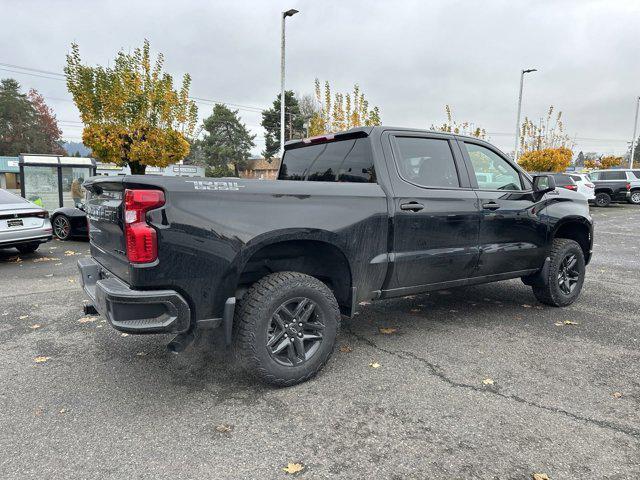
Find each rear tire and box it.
[17,243,39,254]
[234,272,340,387]
[594,192,611,207]
[629,191,640,205]
[532,238,585,307]
[53,214,71,240]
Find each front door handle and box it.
[482,202,501,210]
[400,202,424,212]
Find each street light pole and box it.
[514,68,537,161]
[280,9,299,158]
[629,96,640,169]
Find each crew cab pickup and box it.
[78,127,593,386]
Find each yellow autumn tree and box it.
[518,147,573,173]
[309,79,381,136]
[65,40,197,174]
[599,155,624,169]
[431,105,487,139]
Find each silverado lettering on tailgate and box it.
[185,180,245,191]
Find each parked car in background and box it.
[567,173,596,201]
[588,170,633,206]
[0,188,52,253]
[51,205,89,240]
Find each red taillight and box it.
[626,183,631,190]
[562,185,578,191]
[124,189,165,263]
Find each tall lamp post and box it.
[513,68,537,161]
[280,8,299,158]
[629,96,640,169]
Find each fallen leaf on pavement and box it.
[522,304,532,308]
[7,256,22,263]
[563,320,578,325]
[29,324,41,330]
[64,250,78,256]
[369,362,381,369]
[59,408,67,414]
[613,392,623,398]
[482,378,494,385]
[34,356,50,363]
[282,463,304,474]
[121,333,129,337]
[33,257,58,262]
[68,279,75,283]
[19,315,29,320]
[215,424,233,433]
[44,274,53,278]
[77,316,97,324]
[554,322,563,326]
[379,327,398,335]
[339,345,352,353]
[532,474,550,480]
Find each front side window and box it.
[464,143,522,191]
[394,137,460,188]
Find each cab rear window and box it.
[279,138,376,183]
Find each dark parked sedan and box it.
[51,206,88,240]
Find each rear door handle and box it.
[482,202,501,210]
[400,202,424,212]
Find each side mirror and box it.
[533,174,556,194]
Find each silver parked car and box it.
[0,189,52,254]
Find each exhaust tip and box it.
[167,332,195,354]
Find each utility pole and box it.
[280,9,299,158]
[630,96,640,169]
[514,68,537,161]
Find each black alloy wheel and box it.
[267,297,325,367]
[557,253,580,295]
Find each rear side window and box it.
[394,137,460,188]
[569,175,582,182]
[553,174,575,185]
[279,138,375,183]
[600,171,626,180]
[632,170,640,179]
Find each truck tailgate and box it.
[84,177,130,282]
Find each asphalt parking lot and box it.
[1,205,639,479]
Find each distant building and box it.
[239,158,281,180]
[0,156,20,193]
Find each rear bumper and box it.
[77,257,191,334]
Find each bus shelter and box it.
[19,155,96,211]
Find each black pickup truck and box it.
[79,127,593,386]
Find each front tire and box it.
[629,191,640,205]
[532,238,585,307]
[52,214,72,240]
[594,192,611,207]
[234,272,340,387]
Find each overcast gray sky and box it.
[2,0,639,156]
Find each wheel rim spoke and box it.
[267,296,323,367]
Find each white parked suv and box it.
[589,169,640,205]
[568,173,596,201]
